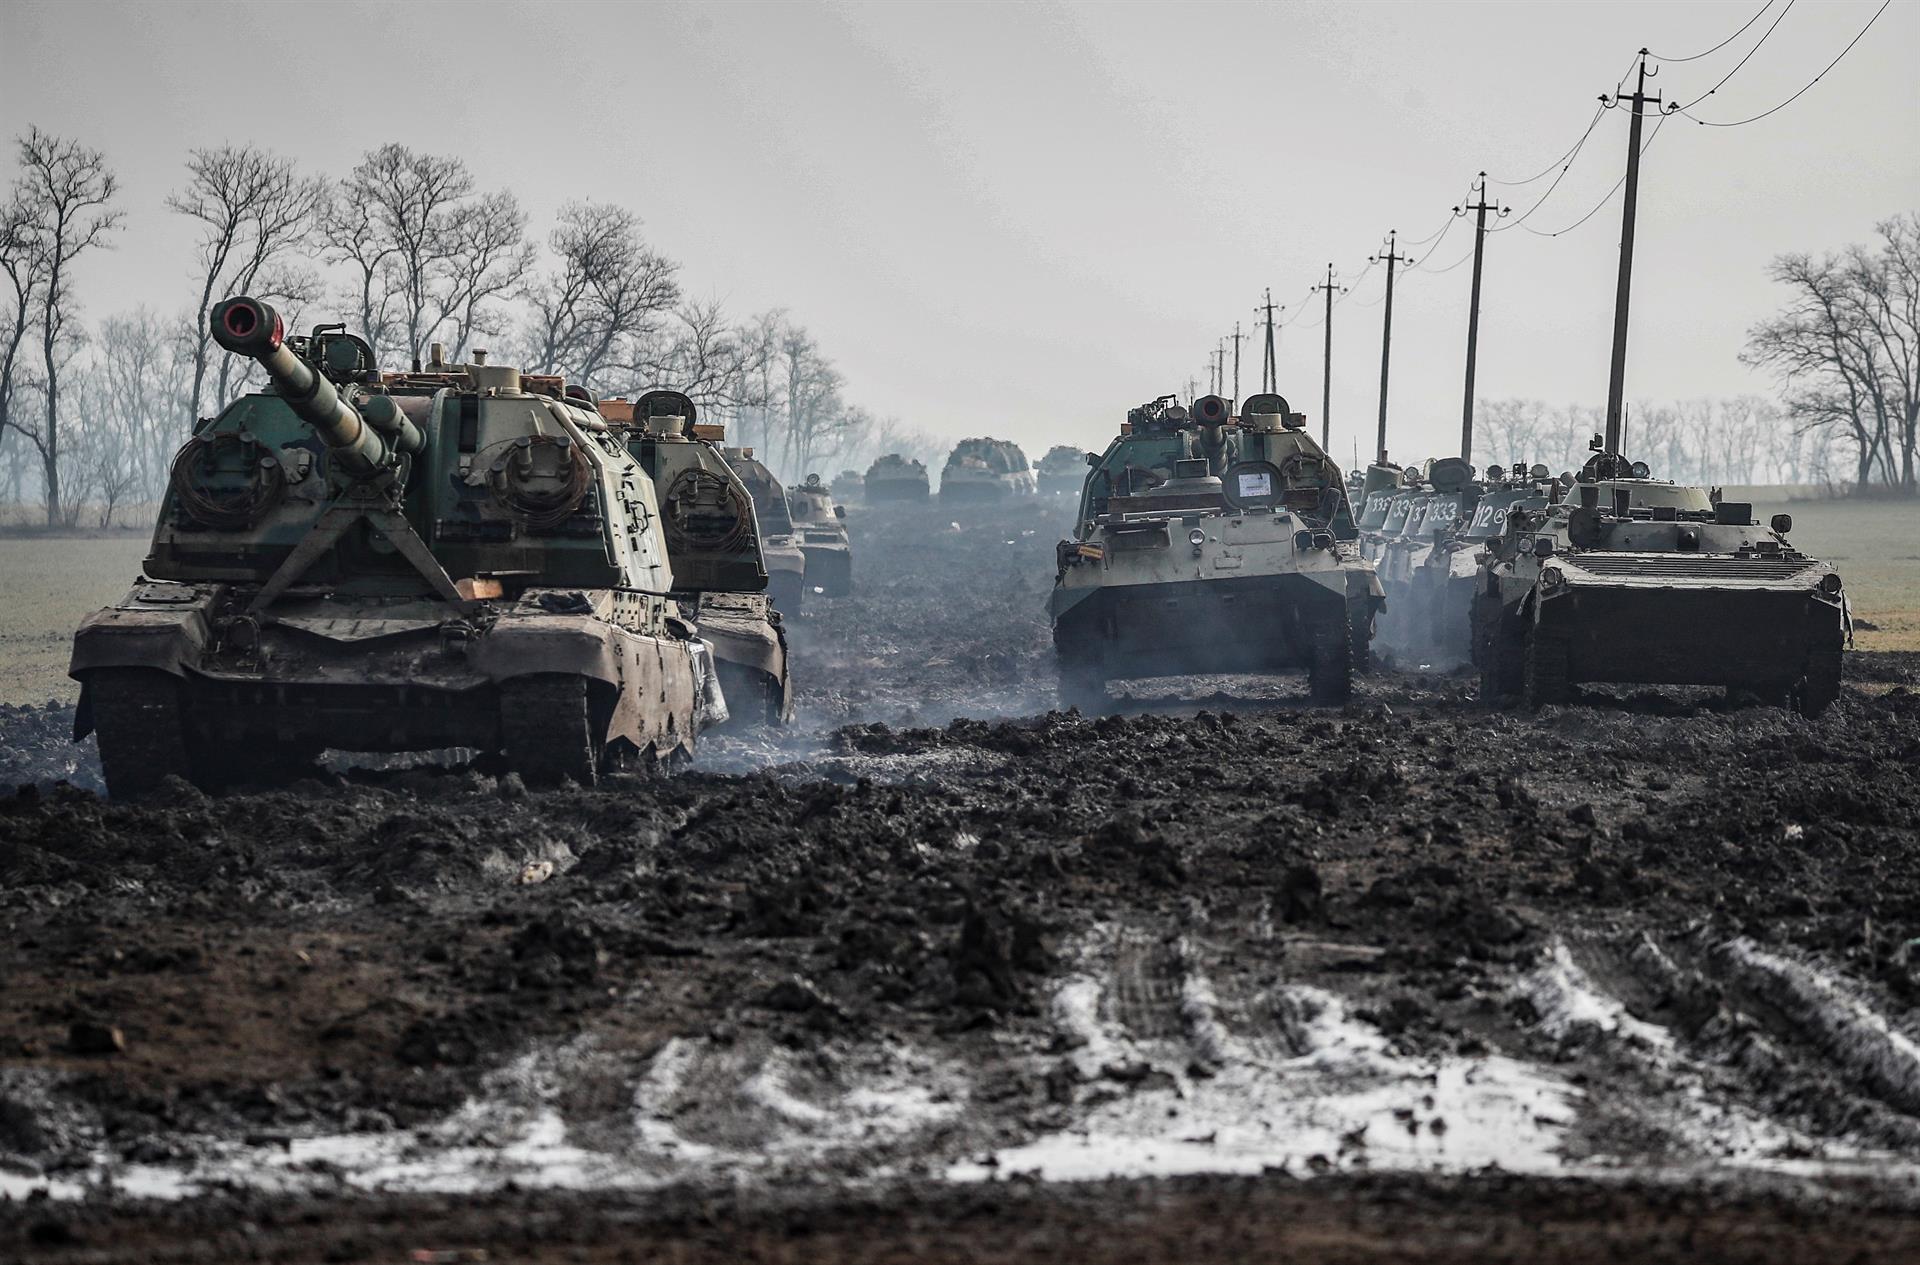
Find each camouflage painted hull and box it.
[1051,572,1352,680]
[695,591,793,727]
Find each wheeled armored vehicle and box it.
[1049,393,1382,710]
[1473,446,1847,714]
[72,298,715,797]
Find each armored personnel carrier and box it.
[1473,444,1847,713]
[864,453,930,503]
[721,448,808,611]
[1049,393,1383,710]
[940,437,1037,501]
[606,392,793,727]
[788,474,852,597]
[71,298,714,797]
[1037,444,1091,496]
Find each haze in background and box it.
[3,0,1915,467]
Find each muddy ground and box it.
[4,498,1920,1262]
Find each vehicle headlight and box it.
[1187,528,1206,547]
[1820,573,1843,595]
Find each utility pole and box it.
[1213,339,1227,398]
[1307,262,1345,451]
[1602,49,1663,454]
[1455,174,1509,465]
[1253,290,1281,394]
[1228,323,1248,405]
[1369,231,1414,466]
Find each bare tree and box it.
[324,145,532,367]
[168,144,325,429]
[0,187,48,508]
[1745,217,1920,496]
[523,202,678,392]
[3,129,122,525]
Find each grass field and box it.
[0,493,1913,704]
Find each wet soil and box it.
[4,497,1919,1262]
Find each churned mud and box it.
[4,498,1920,1262]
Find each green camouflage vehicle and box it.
[71,298,715,797]
[1037,444,1092,496]
[864,453,930,503]
[1049,393,1382,710]
[940,437,1037,501]
[612,391,793,727]
[721,448,808,612]
[1473,445,1847,713]
[788,473,853,597]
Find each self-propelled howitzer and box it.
[70,298,717,797]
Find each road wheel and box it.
[1523,631,1572,708]
[1793,649,1843,718]
[90,669,198,800]
[500,674,601,786]
[1308,613,1352,705]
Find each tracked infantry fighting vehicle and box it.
[1473,444,1847,714]
[788,474,852,597]
[864,453,930,503]
[1414,462,1553,660]
[1374,458,1472,658]
[608,392,793,727]
[831,468,865,507]
[940,437,1037,501]
[1037,444,1091,496]
[71,298,714,797]
[1049,393,1383,709]
[721,448,808,611]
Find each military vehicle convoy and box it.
[1412,462,1555,661]
[1373,457,1472,658]
[941,437,1037,501]
[1049,393,1383,710]
[788,474,853,597]
[1472,444,1847,714]
[72,298,717,797]
[1037,444,1091,496]
[721,448,809,611]
[607,392,793,727]
[864,453,930,502]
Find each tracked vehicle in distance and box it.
[1037,444,1091,496]
[721,448,808,611]
[1049,393,1382,710]
[608,391,793,727]
[940,437,1037,501]
[788,474,852,597]
[864,453,930,503]
[1473,444,1847,714]
[71,298,714,798]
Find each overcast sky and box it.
[3,0,1915,467]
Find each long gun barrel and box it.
[210,296,420,474]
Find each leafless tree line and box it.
[1474,395,1843,490]
[1,131,911,524]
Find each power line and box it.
[1674,0,1798,111]
[1677,0,1891,127]
[1650,0,1779,62]
[1512,111,1670,238]
[1490,110,1616,233]
[1487,103,1606,187]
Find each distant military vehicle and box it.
[1473,443,1847,713]
[1049,393,1383,709]
[71,298,715,797]
[831,468,865,507]
[941,437,1037,501]
[721,448,807,611]
[1037,444,1091,496]
[788,474,852,597]
[606,392,792,727]
[864,453,930,503]
[1374,457,1472,657]
[1413,462,1553,661]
